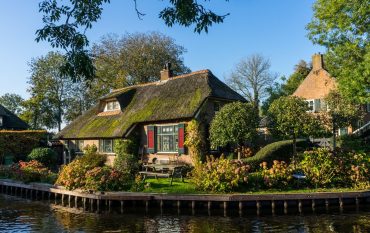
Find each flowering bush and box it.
[11,160,56,184]
[55,159,88,190]
[191,155,250,192]
[84,166,132,191]
[297,148,370,188]
[260,160,294,188]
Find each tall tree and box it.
[307,0,370,104]
[227,54,275,115]
[0,93,24,115]
[323,90,363,148]
[268,96,322,157]
[81,32,191,104]
[36,0,229,81]
[26,52,76,131]
[210,102,259,160]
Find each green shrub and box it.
[297,148,370,189]
[191,155,250,192]
[0,130,48,161]
[84,166,132,191]
[260,160,294,189]
[337,135,370,153]
[27,147,57,168]
[114,139,139,175]
[244,139,309,171]
[79,145,106,167]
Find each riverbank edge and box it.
[1,179,370,202]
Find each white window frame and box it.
[306,99,315,112]
[104,100,120,112]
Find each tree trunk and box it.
[237,145,241,161]
[292,136,297,160]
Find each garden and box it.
[0,98,369,195]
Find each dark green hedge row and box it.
[0,130,48,162]
[243,139,310,171]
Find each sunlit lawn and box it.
[142,178,368,194]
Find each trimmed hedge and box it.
[27,147,57,168]
[0,130,48,163]
[243,139,310,171]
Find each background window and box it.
[99,139,113,153]
[76,140,84,152]
[157,125,178,152]
[105,101,120,111]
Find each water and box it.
[0,194,369,233]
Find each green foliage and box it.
[25,52,83,130]
[297,148,370,189]
[307,0,370,103]
[210,102,258,159]
[191,156,250,192]
[113,139,139,175]
[0,93,25,115]
[323,90,363,147]
[243,139,308,171]
[87,32,191,103]
[37,0,228,81]
[337,135,370,153]
[27,147,57,168]
[268,96,323,155]
[260,160,294,189]
[0,130,47,162]
[184,120,206,163]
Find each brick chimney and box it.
[312,53,324,71]
[160,63,172,81]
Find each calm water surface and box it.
[0,194,369,233]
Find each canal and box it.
[1,194,369,233]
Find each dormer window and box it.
[104,100,120,112]
[0,116,3,127]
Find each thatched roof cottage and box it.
[57,66,245,164]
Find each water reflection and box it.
[0,194,369,233]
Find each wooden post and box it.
[83,198,87,211]
[325,199,329,211]
[207,201,211,212]
[145,200,149,213]
[239,201,243,215]
[108,200,112,212]
[298,200,302,214]
[256,201,261,215]
[61,194,65,206]
[355,197,359,208]
[54,193,57,204]
[284,201,288,214]
[90,199,94,212]
[311,199,315,211]
[48,192,51,202]
[271,200,275,215]
[97,199,100,213]
[339,198,343,212]
[191,201,195,215]
[68,195,72,208]
[75,196,78,208]
[120,201,124,214]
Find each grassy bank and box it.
[141,178,367,195]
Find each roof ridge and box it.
[110,69,211,93]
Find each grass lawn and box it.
[142,178,368,195]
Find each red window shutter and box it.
[178,123,185,154]
[147,125,155,153]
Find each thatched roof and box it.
[57,70,245,139]
[0,104,29,130]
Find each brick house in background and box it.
[0,104,29,130]
[57,65,245,165]
[293,53,370,136]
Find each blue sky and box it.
[0,0,324,99]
